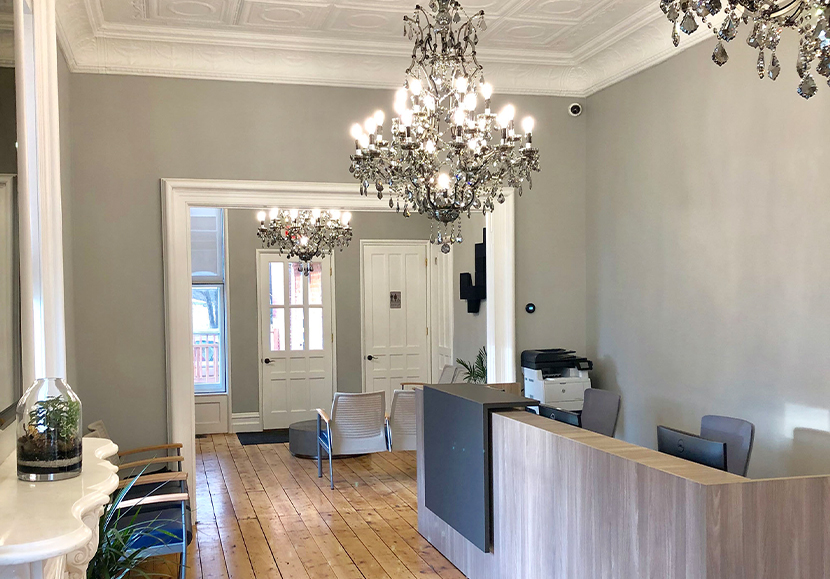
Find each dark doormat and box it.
[237,429,289,446]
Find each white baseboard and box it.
[232,412,262,433]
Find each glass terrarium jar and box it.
[16,378,83,481]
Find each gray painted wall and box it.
[453,212,486,367]
[62,71,587,450]
[586,38,830,479]
[226,208,431,414]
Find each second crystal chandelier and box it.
[348,0,541,253]
[257,209,353,275]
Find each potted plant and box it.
[457,347,487,384]
[17,378,83,481]
[88,472,179,579]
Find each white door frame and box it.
[161,178,515,513]
[359,239,435,393]
[254,248,338,432]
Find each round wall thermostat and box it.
[525,303,536,314]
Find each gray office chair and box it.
[580,388,621,437]
[700,415,755,477]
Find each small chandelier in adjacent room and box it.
[348,0,541,253]
[662,0,830,99]
[256,209,353,275]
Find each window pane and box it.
[270,308,285,352]
[308,263,323,305]
[269,262,285,306]
[309,308,323,350]
[190,208,224,281]
[288,262,304,305]
[192,286,225,394]
[290,309,305,350]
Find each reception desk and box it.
[416,387,830,579]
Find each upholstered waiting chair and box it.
[317,392,387,489]
[387,390,417,451]
[580,388,621,438]
[700,415,755,477]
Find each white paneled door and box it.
[258,253,334,429]
[362,242,430,409]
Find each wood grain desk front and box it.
[416,394,830,579]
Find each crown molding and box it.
[54,0,710,98]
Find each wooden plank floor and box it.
[181,434,465,579]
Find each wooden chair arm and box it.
[400,382,425,390]
[119,456,184,472]
[117,493,189,510]
[317,408,331,424]
[118,443,183,458]
[117,471,188,489]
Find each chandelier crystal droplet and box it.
[257,209,353,275]
[348,0,541,252]
[661,0,830,99]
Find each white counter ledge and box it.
[0,437,119,579]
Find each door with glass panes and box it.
[258,253,333,429]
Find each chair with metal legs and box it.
[317,391,387,489]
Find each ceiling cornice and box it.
[55,0,711,98]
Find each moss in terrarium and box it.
[17,397,82,463]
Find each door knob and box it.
[263,358,273,365]
[367,355,375,361]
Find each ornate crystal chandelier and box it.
[256,209,353,275]
[348,0,541,253]
[662,0,830,99]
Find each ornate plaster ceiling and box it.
[55,0,712,97]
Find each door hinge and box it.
[425,258,428,268]
[426,327,429,336]
[331,332,334,343]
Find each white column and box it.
[485,191,516,384]
[15,0,67,385]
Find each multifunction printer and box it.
[521,349,593,412]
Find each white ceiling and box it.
[55,0,712,97]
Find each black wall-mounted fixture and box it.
[525,303,536,314]
[460,228,486,314]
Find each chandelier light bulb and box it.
[424,94,436,111]
[425,140,436,154]
[501,104,515,122]
[358,133,370,149]
[455,76,469,93]
[395,87,409,103]
[401,109,414,127]
[257,211,267,222]
[331,210,341,220]
[269,207,280,219]
[364,117,378,135]
[350,123,364,140]
[289,209,299,219]
[522,116,535,134]
[480,82,493,100]
[453,108,467,126]
[463,92,478,111]
[312,208,321,219]
[342,212,352,225]
[373,110,386,127]
[410,78,423,96]
[394,100,407,115]
[300,236,309,246]
[437,173,451,190]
